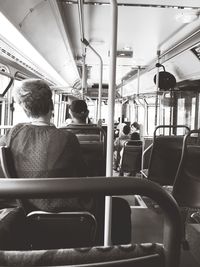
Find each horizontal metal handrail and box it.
[0,177,181,267]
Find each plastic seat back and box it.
[27,211,97,249]
[0,146,17,178]
[147,125,190,185]
[173,129,200,208]
[119,140,142,175]
[60,126,106,176]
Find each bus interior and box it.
[0,0,200,266]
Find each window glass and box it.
[12,80,29,125]
[0,64,11,95]
[177,98,185,135]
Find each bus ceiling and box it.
[1,1,200,95]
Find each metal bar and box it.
[154,51,160,127]
[77,0,85,39]
[87,44,103,125]
[63,0,200,9]
[0,177,182,267]
[137,66,140,96]
[104,0,118,247]
[77,0,87,96]
[81,53,87,99]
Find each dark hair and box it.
[13,79,53,118]
[131,122,140,130]
[69,100,89,120]
[123,125,130,135]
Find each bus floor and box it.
[130,205,200,267]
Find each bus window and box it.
[12,80,29,125]
[0,65,11,95]
[177,98,185,135]
[191,97,196,130]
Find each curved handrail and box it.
[0,177,181,267]
[154,125,190,138]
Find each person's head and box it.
[69,100,89,123]
[13,79,53,119]
[122,124,130,135]
[131,121,140,131]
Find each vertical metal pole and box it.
[1,100,5,135]
[87,44,103,125]
[82,53,87,99]
[137,66,140,96]
[195,92,199,129]
[162,93,166,134]
[155,50,160,128]
[104,0,118,247]
[120,81,123,124]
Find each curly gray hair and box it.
[13,79,53,118]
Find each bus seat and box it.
[0,146,17,178]
[119,140,142,176]
[173,130,200,207]
[60,126,106,176]
[27,211,97,249]
[172,129,200,249]
[0,207,28,250]
[0,146,20,209]
[80,142,106,176]
[0,177,181,267]
[60,125,106,142]
[147,125,190,185]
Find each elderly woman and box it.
[0,80,131,244]
[0,78,93,212]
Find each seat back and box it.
[27,211,97,249]
[119,140,142,175]
[0,177,182,267]
[0,146,17,178]
[147,125,190,185]
[173,129,200,208]
[60,125,106,176]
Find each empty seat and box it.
[60,126,106,176]
[146,125,190,185]
[173,129,200,207]
[119,140,142,176]
[172,130,200,249]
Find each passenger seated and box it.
[113,124,130,171]
[0,79,93,213]
[0,80,131,245]
[69,99,91,125]
[130,122,140,140]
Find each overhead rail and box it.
[63,0,200,9]
[81,38,103,125]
